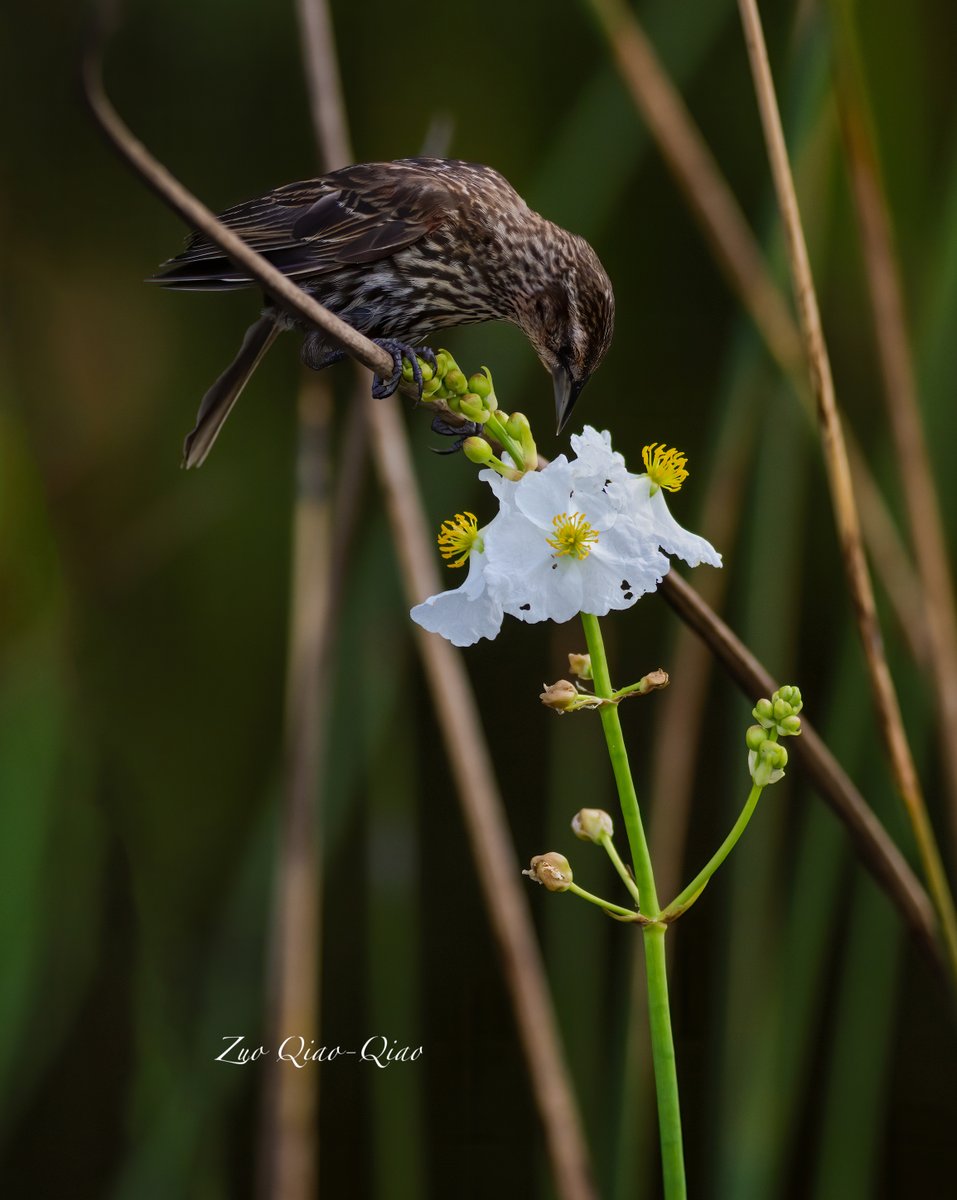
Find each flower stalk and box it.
[580,611,686,1199]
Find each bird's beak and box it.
[553,367,585,434]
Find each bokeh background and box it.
[2,0,957,1196]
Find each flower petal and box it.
[410,551,504,647]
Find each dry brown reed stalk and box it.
[736,0,957,983]
[366,394,598,1199]
[659,571,942,970]
[834,19,957,855]
[257,3,356,1189]
[253,6,354,1191]
[585,0,803,374]
[292,4,598,1195]
[259,376,332,1200]
[582,0,931,942]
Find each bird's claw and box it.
[370,339,434,400]
[430,414,483,454]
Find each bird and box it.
[151,157,615,467]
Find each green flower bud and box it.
[749,739,788,788]
[506,412,528,440]
[401,357,434,383]
[523,852,573,892]
[445,369,468,396]
[571,808,613,843]
[459,394,489,423]
[463,437,493,465]
[774,685,803,713]
[468,370,492,399]
[433,350,451,378]
[773,697,792,722]
[753,697,774,727]
[745,724,767,752]
[421,376,444,400]
[763,741,787,770]
[504,411,538,472]
[779,714,802,737]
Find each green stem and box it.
[660,783,764,920]
[644,924,686,1197]
[580,612,686,1199]
[599,830,642,908]
[567,882,642,920]
[484,412,525,469]
[580,613,659,913]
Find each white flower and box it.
[410,545,505,647]
[482,459,668,625]
[572,428,722,570]
[410,428,721,646]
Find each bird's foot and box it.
[301,334,346,373]
[370,340,436,400]
[430,414,484,454]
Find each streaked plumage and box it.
[152,158,615,466]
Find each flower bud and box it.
[523,852,573,892]
[463,437,493,465]
[753,697,774,727]
[433,350,451,378]
[468,370,492,399]
[568,652,592,680]
[779,714,802,736]
[445,369,468,396]
[774,685,803,713]
[459,394,489,423]
[748,739,788,788]
[507,411,538,470]
[571,808,613,843]
[773,697,792,722]
[539,679,579,712]
[767,742,788,770]
[745,724,767,752]
[421,376,444,400]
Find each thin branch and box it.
[81,58,400,388]
[659,571,941,972]
[833,8,957,855]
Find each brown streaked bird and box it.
[151,157,615,467]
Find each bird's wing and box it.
[150,162,457,290]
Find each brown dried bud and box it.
[640,669,669,693]
[523,852,573,892]
[539,679,579,712]
[567,652,592,680]
[571,808,614,843]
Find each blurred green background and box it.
[2,0,957,1196]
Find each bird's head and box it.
[517,231,615,433]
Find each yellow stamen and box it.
[546,512,599,560]
[437,511,482,567]
[642,443,689,492]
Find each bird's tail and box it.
[183,315,281,468]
